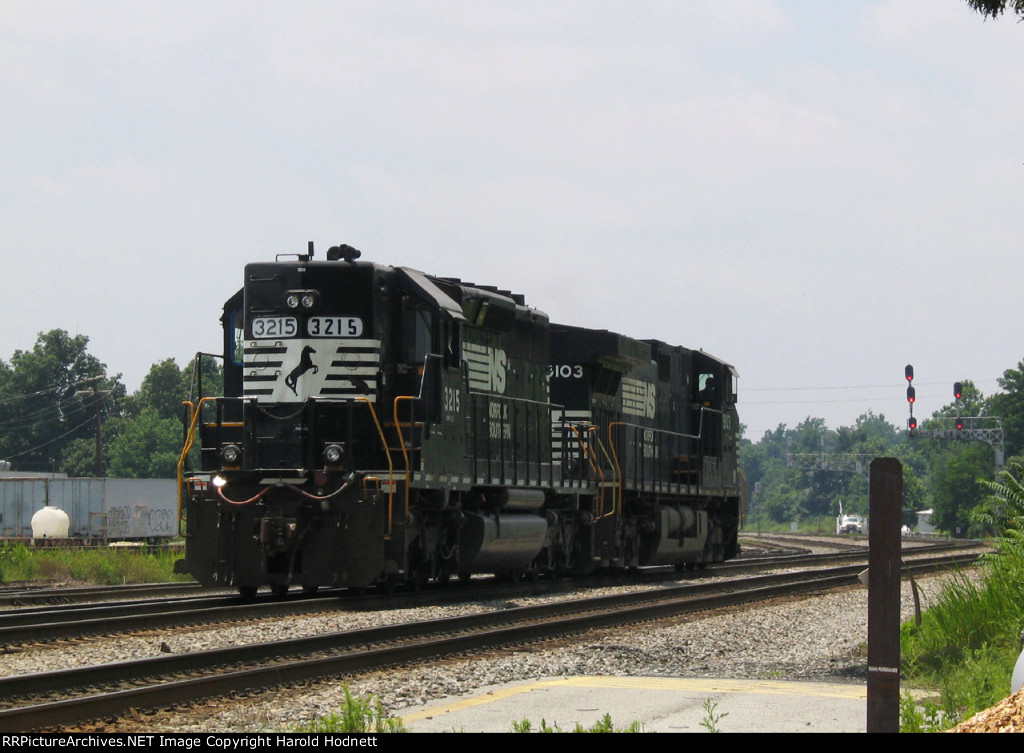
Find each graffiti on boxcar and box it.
[105,505,176,539]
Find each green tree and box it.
[928,443,993,536]
[741,411,934,529]
[0,330,124,473]
[129,358,188,420]
[965,0,1024,19]
[986,360,1024,458]
[58,437,102,477]
[835,411,901,456]
[100,355,225,479]
[105,410,182,479]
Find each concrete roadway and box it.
[401,675,869,733]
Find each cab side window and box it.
[402,307,435,364]
[697,372,719,405]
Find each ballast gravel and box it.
[11,566,962,733]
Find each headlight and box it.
[323,443,344,465]
[284,289,319,310]
[221,444,242,465]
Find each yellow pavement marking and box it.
[399,676,866,723]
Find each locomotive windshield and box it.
[229,311,244,367]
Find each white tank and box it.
[1013,644,1024,695]
[31,505,70,539]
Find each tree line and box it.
[741,363,1024,538]
[0,330,220,479]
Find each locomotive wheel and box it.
[238,585,258,599]
[271,583,289,597]
[302,584,319,595]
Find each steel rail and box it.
[0,581,201,608]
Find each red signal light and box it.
[907,386,916,404]
[908,417,917,430]
[956,417,964,430]
[954,382,963,400]
[905,364,914,382]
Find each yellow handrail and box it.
[592,426,619,520]
[392,395,421,524]
[567,423,608,518]
[355,397,396,536]
[176,397,217,534]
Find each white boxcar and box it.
[0,474,177,540]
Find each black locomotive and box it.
[176,244,743,596]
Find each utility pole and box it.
[75,377,111,477]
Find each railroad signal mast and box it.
[903,365,1005,476]
[905,364,916,432]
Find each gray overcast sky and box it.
[2,0,1021,439]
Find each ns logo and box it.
[483,347,507,394]
[465,343,508,394]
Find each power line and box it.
[2,414,100,459]
[0,376,114,406]
[0,385,63,406]
[744,379,1000,393]
[0,396,96,433]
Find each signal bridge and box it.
[908,416,1005,475]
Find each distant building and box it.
[916,508,936,534]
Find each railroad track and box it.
[0,550,978,732]
[0,540,980,646]
[0,581,202,608]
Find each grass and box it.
[510,713,643,733]
[290,689,648,734]
[290,688,407,733]
[292,692,647,733]
[698,698,728,733]
[0,541,188,585]
[899,529,1024,730]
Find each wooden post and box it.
[867,457,902,733]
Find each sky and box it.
[2,0,1022,441]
